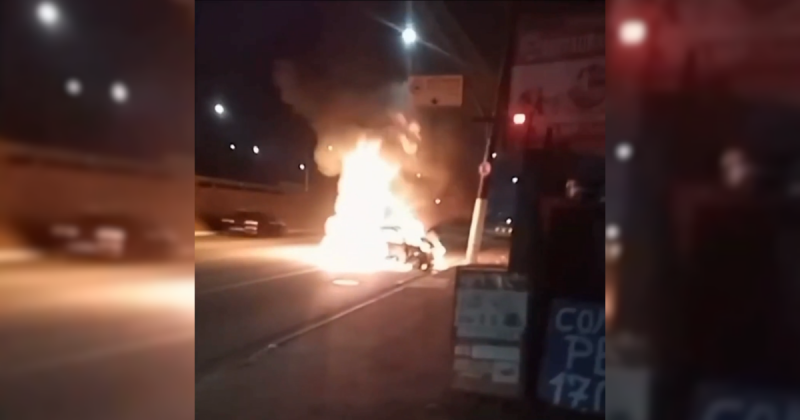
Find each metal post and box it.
[304,169,309,193]
[465,6,519,264]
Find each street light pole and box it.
[299,164,309,192]
[464,6,519,264]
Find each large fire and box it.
[317,139,446,273]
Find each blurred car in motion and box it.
[220,210,288,237]
[382,226,435,272]
[48,213,179,260]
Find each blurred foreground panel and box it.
[608,0,800,419]
[0,0,195,419]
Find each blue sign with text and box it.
[537,299,605,413]
[692,383,800,420]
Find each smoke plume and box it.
[272,59,414,177]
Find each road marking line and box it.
[196,267,321,296]
[195,264,470,387]
[242,271,430,363]
[0,329,193,378]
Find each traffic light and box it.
[618,18,648,47]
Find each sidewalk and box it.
[196,254,529,420]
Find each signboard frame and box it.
[409,75,464,107]
[509,8,605,149]
[450,265,529,399]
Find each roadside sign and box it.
[409,75,464,107]
[691,382,800,420]
[479,161,492,177]
[537,298,606,414]
[451,266,528,399]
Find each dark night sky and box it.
[0,0,194,160]
[195,1,509,190]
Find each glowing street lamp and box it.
[512,113,526,125]
[110,81,128,104]
[229,143,236,150]
[252,145,260,154]
[65,78,81,96]
[512,176,519,184]
[37,2,60,27]
[401,26,417,46]
[214,103,224,115]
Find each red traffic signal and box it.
[618,18,647,46]
[512,113,526,125]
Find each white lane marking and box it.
[195,269,451,387]
[0,329,193,378]
[243,272,428,362]
[196,267,321,296]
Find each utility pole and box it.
[464,4,518,263]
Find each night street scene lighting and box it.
[110,81,129,103]
[65,78,82,96]
[37,2,60,27]
[401,26,417,45]
[214,103,225,115]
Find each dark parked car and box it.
[220,210,288,237]
[48,213,179,260]
[382,226,435,272]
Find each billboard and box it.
[510,10,605,144]
[409,75,464,107]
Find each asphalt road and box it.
[0,260,194,420]
[195,234,460,381]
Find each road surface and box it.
[195,234,469,381]
[0,260,194,420]
[196,234,515,420]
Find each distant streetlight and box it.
[512,113,526,125]
[37,2,60,27]
[606,224,621,241]
[434,198,441,205]
[512,176,519,184]
[214,104,224,115]
[401,26,417,46]
[491,152,497,159]
[505,218,512,225]
[616,142,633,161]
[64,78,81,96]
[299,164,309,192]
[252,145,260,154]
[110,81,128,104]
[229,143,236,150]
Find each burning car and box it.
[382,226,435,272]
